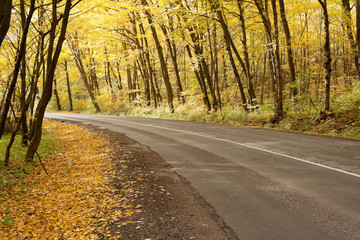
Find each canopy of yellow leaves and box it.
[0,120,136,239]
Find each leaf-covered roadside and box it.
[0,120,136,239]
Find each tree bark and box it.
[74,54,101,112]
[142,0,174,112]
[237,0,257,106]
[53,78,62,110]
[0,0,35,140]
[0,0,12,47]
[318,0,332,111]
[160,18,185,104]
[211,0,247,111]
[26,0,73,161]
[116,62,123,91]
[254,0,283,118]
[68,35,101,113]
[104,46,114,93]
[20,0,28,145]
[341,0,360,80]
[186,45,211,111]
[64,60,73,111]
[278,0,298,101]
[187,25,218,111]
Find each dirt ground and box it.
[90,126,238,240]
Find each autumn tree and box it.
[253,0,283,118]
[141,0,175,112]
[0,0,36,140]
[318,0,332,112]
[279,0,297,101]
[26,0,77,161]
[67,34,102,113]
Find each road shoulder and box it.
[90,125,237,240]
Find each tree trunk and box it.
[341,0,360,80]
[90,57,100,94]
[318,0,332,111]
[64,60,73,111]
[213,23,222,109]
[0,0,12,47]
[279,0,298,101]
[237,0,257,106]
[187,25,218,111]
[0,0,35,140]
[270,0,283,117]
[74,55,101,112]
[211,1,247,111]
[254,0,283,118]
[26,0,73,161]
[53,78,62,110]
[142,0,174,112]
[68,36,101,113]
[104,46,114,93]
[116,62,123,91]
[137,22,152,106]
[160,17,186,104]
[20,0,28,146]
[186,45,211,111]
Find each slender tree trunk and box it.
[5,110,26,166]
[279,0,298,101]
[26,0,73,161]
[104,46,114,93]
[116,62,123,90]
[90,57,100,94]
[20,0,28,145]
[0,0,35,140]
[142,0,174,112]
[160,21,185,104]
[188,26,218,111]
[74,55,101,112]
[318,0,332,111]
[68,36,101,113]
[185,45,211,111]
[211,1,247,111]
[53,78,62,110]
[64,60,73,111]
[137,22,151,106]
[152,66,163,103]
[341,0,360,80]
[237,0,257,105]
[254,0,283,118]
[213,23,222,109]
[271,0,283,117]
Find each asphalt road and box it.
[46,113,360,240]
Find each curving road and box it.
[45,113,360,240]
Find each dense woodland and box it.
[1,0,360,163]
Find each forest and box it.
[1,0,360,163]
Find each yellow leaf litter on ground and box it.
[0,120,128,239]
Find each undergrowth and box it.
[119,85,360,140]
[49,82,360,139]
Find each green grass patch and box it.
[0,127,57,198]
[121,99,360,139]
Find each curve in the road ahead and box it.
[45,113,360,240]
[118,119,360,179]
